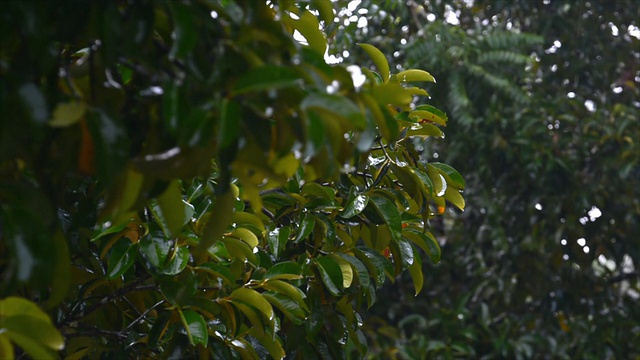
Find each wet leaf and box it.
[315,256,343,296]
[180,309,208,346]
[265,261,303,280]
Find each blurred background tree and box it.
[330,0,639,358]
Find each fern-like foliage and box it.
[405,20,543,127]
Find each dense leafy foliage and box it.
[0,1,463,358]
[333,1,639,358]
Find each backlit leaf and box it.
[358,43,390,81]
[396,69,436,83]
[230,288,275,322]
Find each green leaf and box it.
[2,331,58,360]
[233,65,301,95]
[423,231,441,264]
[265,261,303,280]
[49,101,87,127]
[315,256,343,296]
[160,246,190,275]
[301,93,365,129]
[262,279,309,312]
[0,335,14,360]
[139,233,172,269]
[427,164,445,196]
[409,111,446,127]
[232,227,259,248]
[354,247,393,287]
[284,9,327,55]
[406,123,444,139]
[148,311,171,347]
[179,309,208,346]
[293,213,315,243]
[329,254,354,288]
[169,2,198,59]
[106,238,138,279]
[396,69,436,83]
[431,162,466,190]
[311,0,334,25]
[267,226,291,258]
[358,43,390,81]
[369,194,402,242]
[232,211,266,237]
[218,98,241,150]
[230,288,275,323]
[407,248,424,295]
[340,189,369,219]
[262,292,306,325]
[336,253,370,289]
[159,268,197,305]
[371,81,414,107]
[155,180,188,237]
[196,262,236,285]
[233,302,266,338]
[444,186,465,211]
[0,298,64,357]
[1,315,64,351]
[90,222,128,242]
[249,327,285,360]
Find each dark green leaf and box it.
[265,261,303,280]
[315,256,343,296]
[233,65,301,95]
[106,238,138,279]
[180,310,208,346]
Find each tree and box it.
[334,1,639,358]
[0,1,463,359]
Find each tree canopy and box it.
[335,1,639,358]
[0,1,462,359]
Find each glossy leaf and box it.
[265,261,303,280]
[262,292,306,324]
[431,162,466,190]
[180,309,208,346]
[232,227,259,248]
[262,279,309,312]
[156,180,187,237]
[315,256,344,296]
[340,190,369,219]
[369,194,402,242]
[407,248,424,295]
[106,238,138,279]
[330,254,354,289]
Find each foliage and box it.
[332,0,640,359]
[0,1,463,358]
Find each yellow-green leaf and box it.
[444,186,465,211]
[358,43,390,81]
[407,248,424,295]
[396,69,436,83]
[330,254,354,289]
[263,280,309,311]
[49,101,86,127]
[230,288,274,322]
[231,227,259,248]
